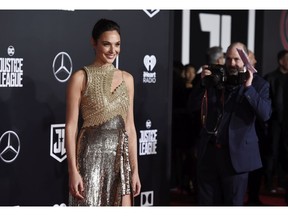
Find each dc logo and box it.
[146,119,152,129]
[140,191,154,206]
[143,55,156,71]
[52,52,73,83]
[50,124,66,162]
[0,131,20,163]
[7,45,15,56]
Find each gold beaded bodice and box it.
[80,64,129,128]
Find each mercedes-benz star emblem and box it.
[0,131,21,163]
[52,52,73,83]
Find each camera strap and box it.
[201,88,224,134]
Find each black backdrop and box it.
[1,9,287,207]
[0,10,173,206]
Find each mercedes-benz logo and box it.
[52,52,73,83]
[0,131,21,163]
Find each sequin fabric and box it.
[69,65,131,206]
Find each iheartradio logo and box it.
[143,55,156,71]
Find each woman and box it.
[65,18,141,206]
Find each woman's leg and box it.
[121,194,132,206]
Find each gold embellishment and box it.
[80,64,129,128]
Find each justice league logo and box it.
[139,119,157,156]
[50,124,66,162]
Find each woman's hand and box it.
[131,172,141,197]
[69,171,85,200]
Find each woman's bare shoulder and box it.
[68,69,86,82]
[66,69,87,90]
[121,70,134,82]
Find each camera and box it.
[202,64,248,88]
[202,64,227,89]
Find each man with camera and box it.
[196,42,272,205]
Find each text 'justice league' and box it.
[0,58,23,87]
[139,129,157,155]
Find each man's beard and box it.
[227,68,238,76]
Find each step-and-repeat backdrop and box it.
[1,9,286,207]
[174,10,287,77]
[0,10,173,206]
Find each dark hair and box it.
[92,18,121,42]
[277,49,288,61]
[184,63,196,71]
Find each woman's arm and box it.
[65,69,86,200]
[123,71,141,197]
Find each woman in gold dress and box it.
[65,18,141,206]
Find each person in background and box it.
[248,50,257,66]
[184,64,197,89]
[65,18,141,206]
[185,47,225,200]
[172,61,185,110]
[171,63,198,194]
[246,49,268,205]
[264,50,288,204]
[181,63,199,194]
[206,46,226,65]
[196,46,225,74]
[196,42,271,205]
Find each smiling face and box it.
[93,30,121,65]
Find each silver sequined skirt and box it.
[69,115,132,206]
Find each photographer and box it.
[196,42,272,205]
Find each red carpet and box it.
[170,188,287,206]
[258,194,286,206]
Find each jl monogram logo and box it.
[50,124,66,162]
